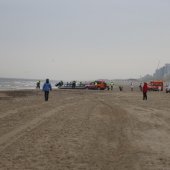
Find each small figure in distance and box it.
[60,80,63,86]
[130,82,134,91]
[43,79,52,101]
[139,83,142,92]
[72,81,76,89]
[143,82,148,100]
[107,84,110,90]
[80,81,82,86]
[110,82,114,91]
[36,81,40,89]
[119,86,123,91]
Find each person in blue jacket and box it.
[43,79,52,101]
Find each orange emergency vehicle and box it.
[86,81,107,90]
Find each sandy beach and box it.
[0,88,170,170]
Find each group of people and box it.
[130,82,148,100]
[39,79,148,102]
[107,82,114,91]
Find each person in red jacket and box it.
[143,82,148,100]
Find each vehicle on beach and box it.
[147,80,164,91]
[165,85,170,93]
[58,84,86,89]
[86,81,107,90]
[56,81,86,89]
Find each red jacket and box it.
[143,83,148,93]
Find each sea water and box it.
[0,78,58,91]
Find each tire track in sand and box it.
[0,102,77,152]
[96,98,141,170]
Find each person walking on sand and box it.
[143,82,148,100]
[43,79,52,101]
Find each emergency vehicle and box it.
[147,81,164,91]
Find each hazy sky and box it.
[0,0,170,80]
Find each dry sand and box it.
[0,88,170,170]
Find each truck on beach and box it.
[85,81,107,90]
[147,80,164,91]
[166,85,170,93]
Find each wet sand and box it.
[0,88,170,170]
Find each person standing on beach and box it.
[43,79,52,101]
[72,81,76,89]
[142,82,148,100]
[139,83,142,92]
[36,81,40,89]
[110,82,114,91]
[119,85,123,91]
[130,82,134,91]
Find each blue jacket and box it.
[43,83,52,92]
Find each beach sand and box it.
[0,88,170,170]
